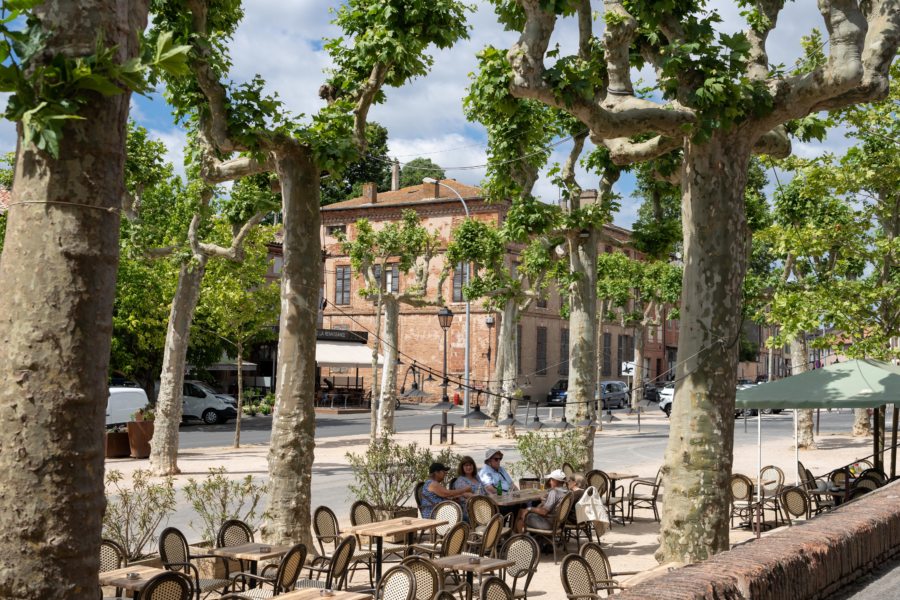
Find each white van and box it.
[106,387,149,427]
[182,380,238,425]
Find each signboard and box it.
[316,329,368,343]
[621,361,636,375]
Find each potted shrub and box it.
[508,429,585,485]
[104,425,130,458]
[347,437,460,528]
[127,407,155,459]
[103,469,176,564]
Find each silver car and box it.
[595,380,629,409]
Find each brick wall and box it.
[618,480,900,600]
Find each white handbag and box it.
[575,486,610,527]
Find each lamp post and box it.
[424,177,472,426]
[485,315,495,373]
[437,306,454,443]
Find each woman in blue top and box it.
[421,462,471,519]
[452,456,486,520]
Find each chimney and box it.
[579,189,598,206]
[391,159,400,191]
[362,182,378,204]
[422,179,440,198]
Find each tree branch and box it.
[561,131,587,211]
[198,210,268,261]
[204,155,273,184]
[353,62,391,152]
[603,135,682,166]
[753,125,791,158]
[746,1,787,81]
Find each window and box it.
[601,332,612,377]
[617,334,633,376]
[272,256,283,274]
[536,327,547,376]
[373,263,399,294]
[335,265,351,305]
[517,324,523,375]
[326,224,346,237]
[537,297,547,309]
[559,328,569,375]
[452,262,466,302]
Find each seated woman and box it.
[421,462,471,519]
[452,456,487,520]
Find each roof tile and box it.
[322,179,482,210]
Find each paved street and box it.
[839,556,900,598]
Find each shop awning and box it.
[316,340,383,369]
[735,359,900,409]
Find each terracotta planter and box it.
[105,431,131,458]
[190,541,237,579]
[127,421,154,459]
[375,506,418,543]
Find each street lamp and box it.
[435,307,455,443]
[485,315,495,373]
[424,177,473,426]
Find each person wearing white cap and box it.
[515,468,569,533]
[478,448,517,495]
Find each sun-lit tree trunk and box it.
[369,293,383,438]
[791,335,816,448]
[151,261,205,474]
[263,144,319,548]
[234,341,244,448]
[0,2,148,597]
[376,296,400,435]
[657,133,751,564]
[566,230,598,469]
[631,323,646,411]
[853,407,872,437]
[494,300,520,433]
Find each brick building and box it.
[312,179,677,402]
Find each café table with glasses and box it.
[432,554,515,600]
[98,565,169,600]
[345,516,447,586]
[490,488,545,508]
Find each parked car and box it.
[596,380,629,409]
[182,380,238,425]
[659,383,675,417]
[546,379,568,405]
[106,387,150,427]
[643,383,661,403]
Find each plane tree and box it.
[484,0,900,562]
[149,0,470,547]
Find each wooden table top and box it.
[277,589,372,600]
[345,516,447,538]
[99,565,169,591]
[606,472,638,480]
[492,488,545,507]
[209,542,292,561]
[432,554,515,574]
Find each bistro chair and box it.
[499,534,538,599]
[469,513,503,558]
[401,555,443,600]
[416,501,462,550]
[296,535,356,591]
[759,465,785,524]
[780,487,810,526]
[626,470,662,524]
[524,491,573,564]
[585,470,623,526]
[375,565,417,600]
[480,576,514,600]
[142,571,194,600]
[467,495,500,534]
[159,527,231,599]
[559,554,600,600]
[414,482,427,516]
[804,468,836,514]
[216,519,254,575]
[100,538,127,599]
[562,463,576,478]
[313,505,374,585]
[434,522,471,598]
[728,474,755,528]
[228,543,306,598]
[857,468,887,484]
[580,542,634,596]
[853,474,883,493]
[350,499,408,562]
[435,592,458,600]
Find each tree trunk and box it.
[767,331,776,382]
[376,296,399,435]
[631,323,646,411]
[149,260,206,475]
[657,133,751,564]
[369,293,383,439]
[493,300,519,431]
[263,143,319,549]
[566,232,598,469]
[0,3,148,597]
[234,341,243,448]
[791,335,816,448]
[852,407,872,437]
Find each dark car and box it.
[596,380,629,410]
[643,384,661,403]
[546,379,568,405]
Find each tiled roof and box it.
[0,188,9,213]
[322,179,483,210]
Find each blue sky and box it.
[0,1,858,228]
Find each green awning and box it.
[735,359,900,409]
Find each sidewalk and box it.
[105,410,872,595]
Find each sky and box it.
[0,1,862,228]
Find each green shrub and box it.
[507,430,585,482]
[103,469,177,560]
[346,437,460,508]
[258,403,272,416]
[183,467,268,544]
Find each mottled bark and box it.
[565,231,598,469]
[657,133,751,564]
[369,294,383,439]
[0,2,148,597]
[492,300,519,430]
[263,144,319,549]
[791,335,815,449]
[376,297,399,435]
[234,342,244,448]
[853,407,872,437]
[150,261,205,474]
[631,324,646,410]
